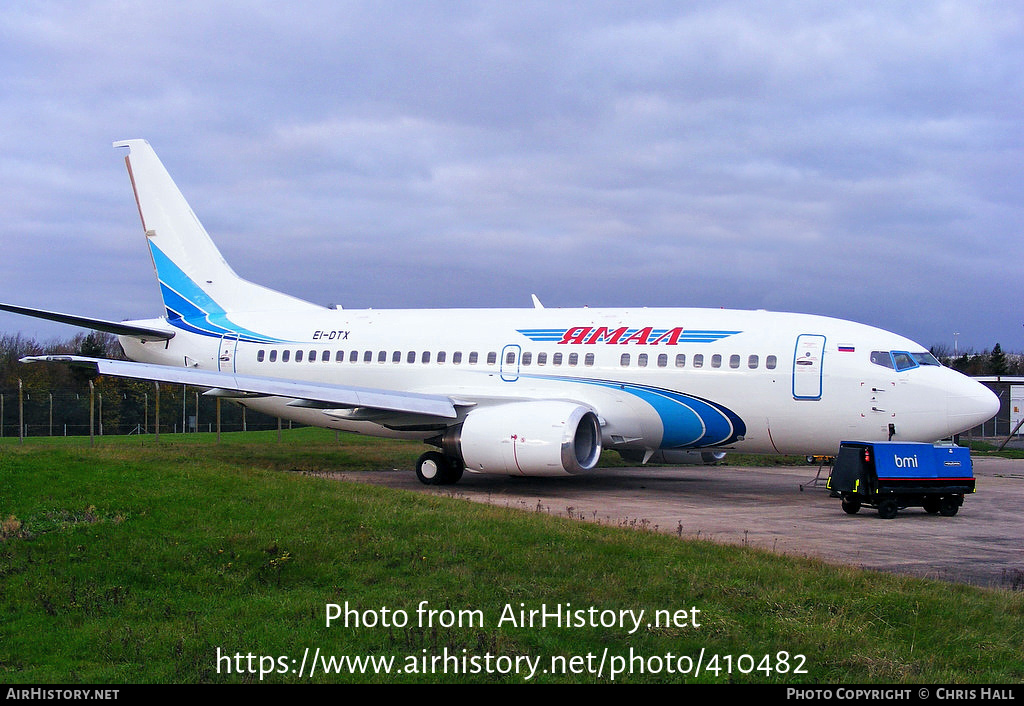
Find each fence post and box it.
[154,382,160,442]
[89,380,95,447]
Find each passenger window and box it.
[407,351,416,364]
[657,354,667,368]
[730,354,740,369]
[569,353,579,366]
[350,350,359,363]
[269,350,278,362]
[377,351,386,363]
[711,354,721,368]
[469,352,479,364]
[553,352,562,366]
[453,351,463,364]
[584,353,594,366]
[748,354,758,369]
[675,354,685,368]
[282,350,290,363]
[437,351,446,364]
[505,351,516,364]
[638,353,648,367]
[296,350,303,362]
[422,351,431,364]
[322,351,330,362]
[766,355,777,370]
[487,352,497,365]
[620,353,630,367]
[336,350,345,362]
[310,350,317,362]
[693,354,704,368]
[392,351,401,363]
[522,352,532,365]
[363,351,372,363]
[536,352,545,366]
[257,350,265,362]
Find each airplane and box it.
[1,139,999,485]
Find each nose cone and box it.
[946,374,1000,435]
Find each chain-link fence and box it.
[0,382,283,439]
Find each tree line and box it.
[930,342,1022,377]
[0,331,281,437]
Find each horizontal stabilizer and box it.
[0,303,174,341]
[21,355,458,419]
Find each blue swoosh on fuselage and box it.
[519,373,745,448]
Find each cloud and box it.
[0,1,1020,350]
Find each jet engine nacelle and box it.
[448,401,602,476]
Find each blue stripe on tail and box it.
[148,241,285,343]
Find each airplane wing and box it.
[20,355,459,420]
[0,303,175,341]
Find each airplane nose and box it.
[947,376,1000,435]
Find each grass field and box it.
[1,429,1022,684]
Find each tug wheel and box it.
[939,496,961,517]
[877,498,898,519]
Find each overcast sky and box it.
[0,1,1020,353]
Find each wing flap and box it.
[21,355,458,419]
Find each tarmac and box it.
[341,454,1024,590]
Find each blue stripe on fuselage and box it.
[517,373,745,448]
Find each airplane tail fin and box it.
[114,139,324,330]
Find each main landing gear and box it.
[415,451,464,486]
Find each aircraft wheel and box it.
[446,459,464,484]
[877,498,898,519]
[922,496,941,514]
[416,452,463,485]
[841,496,861,515]
[416,452,448,485]
[939,496,961,517]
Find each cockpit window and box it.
[892,352,916,371]
[870,351,894,369]
[872,350,942,371]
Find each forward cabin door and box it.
[792,334,826,400]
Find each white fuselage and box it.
[120,305,997,457]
